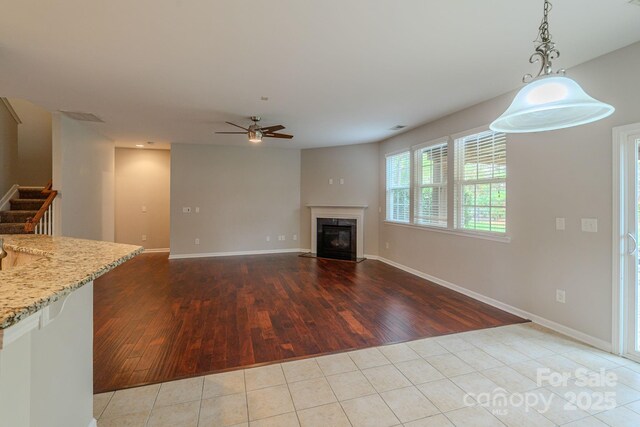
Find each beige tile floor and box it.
[94,323,640,427]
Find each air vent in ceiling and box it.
[390,125,407,131]
[60,111,104,123]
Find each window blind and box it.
[454,130,507,233]
[414,142,447,227]
[386,151,410,222]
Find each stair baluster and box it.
[24,184,57,235]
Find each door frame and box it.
[612,122,640,359]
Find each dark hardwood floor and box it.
[94,253,526,393]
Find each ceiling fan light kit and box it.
[248,130,263,143]
[490,0,614,133]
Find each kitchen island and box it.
[0,235,141,427]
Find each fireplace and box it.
[317,218,357,261]
[308,205,367,259]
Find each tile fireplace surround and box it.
[307,205,367,259]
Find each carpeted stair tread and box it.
[0,210,38,223]
[9,199,45,210]
[0,223,31,234]
[17,187,47,200]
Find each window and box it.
[384,127,508,239]
[454,130,507,233]
[386,151,410,222]
[414,141,447,227]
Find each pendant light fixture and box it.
[490,0,614,133]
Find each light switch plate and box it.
[328,178,333,185]
[555,217,565,231]
[581,218,598,233]
[340,178,344,185]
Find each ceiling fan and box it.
[216,116,293,143]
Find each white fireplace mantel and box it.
[308,205,367,258]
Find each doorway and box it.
[613,122,640,362]
[114,146,171,252]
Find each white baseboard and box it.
[144,248,170,253]
[168,248,304,260]
[375,256,612,353]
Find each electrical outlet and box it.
[266,236,271,242]
[339,178,344,185]
[141,234,147,241]
[556,289,566,303]
[195,207,200,213]
[195,238,200,245]
[182,207,191,213]
[581,218,598,233]
[556,217,565,230]
[378,206,382,213]
[281,235,286,241]
[328,178,333,185]
[293,234,297,241]
[385,242,389,249]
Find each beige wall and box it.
[300,143,379,255]
[378,42,640,346]
[170,144,301,256]
[0,101,19,196]
[115,148,170,249]
[52,113,114,241]
[10,99,52,186]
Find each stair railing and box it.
[24,181,58,235]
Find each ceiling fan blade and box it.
[215,131,246,134]
[264,133,294,139]
[260,125,285,133]
[225,121,249,131]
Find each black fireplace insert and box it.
[316,218,356,261]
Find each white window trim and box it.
[385,150,411,223]
[412,137,450,152]
[383,220,511,243]
[453,128,508,235]
[450,124,495,142]
[382,126,510,242]
[412,137,449,228]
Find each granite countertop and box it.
[0,235,142,329]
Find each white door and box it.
[626,133,640,361]
[616,127,640,362]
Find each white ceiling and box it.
[1,0,639,149]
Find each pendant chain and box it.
[523,0,564,82]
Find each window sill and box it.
[382,221,511,243]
